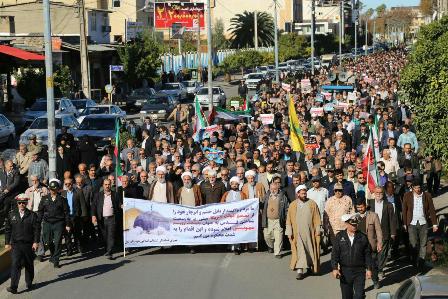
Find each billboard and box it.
[154,2,205,29]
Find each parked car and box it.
[126,87,156,109]
[22,98,78,126]
[73,114,123,152]
[77,105,125,124]
[70,99,97,113]
[196,87,226,107]
[140,93,176,122]
[377,275,448,299]
[182,80,202,98]
[0,114,15,146]
[158,82,187,103]
[245,73,265,90]
[20,114,79,146]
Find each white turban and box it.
[295,184,307,193]
[245,170,256,178]
[230,176,240,184]
[156,166,167,174]
[202,166,211,175]
[181,172,192,180]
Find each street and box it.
[0,246,415,299]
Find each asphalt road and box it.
[0,245,417,299]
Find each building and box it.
[437,0,448,18]
[293,0,344,35]
[0,1,110,44]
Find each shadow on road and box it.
[32,259,133,290]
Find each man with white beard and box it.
[147,166,175,203]
[221,176,247,255]
[177,172,203,254]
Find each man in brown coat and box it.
[200,170,226,205]
[177,172,203,207]
[402,179,437,271]
[355,197,383,289]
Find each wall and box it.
[87,10,111,44]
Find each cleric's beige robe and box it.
[285,199,321,273]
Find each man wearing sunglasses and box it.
[5,194,40,294]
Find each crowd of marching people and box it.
[1,47,445,297]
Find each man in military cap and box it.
[331,213,372,299]
[38,179,69,268]
[5,194,40,294]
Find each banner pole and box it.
[123,190,126,258]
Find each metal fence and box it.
[160,47,273,73]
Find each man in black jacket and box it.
[5,194,40,294]
[61,178,88,255]
[238,80,248,99]
[91,179,121,259]
[0,160,20,226]
[38,179,70,268]
[331,213,372,299]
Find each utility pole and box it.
[365,16,368,56]
[339,0,342,66]
[196,17,201,82]
[373,19,376,53]
[341,0,345,44]
[254,10,258,50]
[310,0,315,75]
[354,19,357,60]
[206,0,213,112]
[273,0,279,83]
[43,0,56,179]
[78,0,91,98]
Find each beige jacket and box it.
[14,152,33,175]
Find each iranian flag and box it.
[114,118,123,177]
[193,96,207,142]
[362,119,381,192]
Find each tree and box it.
[213,18,229,50]
[15,69,46,108]
[420,0,433,16]
[279,33,310,61]
[118,30,162,88]
[229,11,274,48]
[54,65,74,98]
[375,4,387,17]
[400,16,448,167]
[219,50,265,77]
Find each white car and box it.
[77,105,126,124]
[0,114,15,146]
[196,87,226,107]
[22,98,79,126]
[71,99,97,114]
[20,114,79,146]
[245,73,265,90]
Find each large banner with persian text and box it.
[124,198,259,247]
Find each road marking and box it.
[219,253,233,268]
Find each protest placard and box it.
[203,147,225,164]
[259,114,274,125]
[305,135,320,150]
[301,79,312,94]
[310,107,324,116]
[124,198,259,247]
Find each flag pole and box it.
[123,189,126,258]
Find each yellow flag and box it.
[288,95,305,153]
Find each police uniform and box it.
[331,214,372,299]
[38,179,69,268]
[5,194,40,293]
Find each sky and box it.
[364,0,420,9]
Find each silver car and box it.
[377,275,448,299]
[22,98,78,126]
[0,114,15,146]
[196,87,226,107]
[159,83,187,104]
[20,114,79,146]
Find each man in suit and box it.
[138,171,150,199]
[351,123,370,150]
[402,180,438,271]
[368,186,397,281]
[397,143,419,170]
[0,160,21,225]
[140,130,154,158]
[61,178,88,255]
[285,174,301,203]
[91,179,121,260]
[141,116,157,139]
[355,197,383,289]
[380,123,400,149]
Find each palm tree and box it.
[229,11,274,49]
